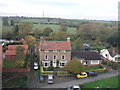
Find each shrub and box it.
[47,66,54,71]
[99,64,104,68]
[111,63,118,70]
[102,60,107,65]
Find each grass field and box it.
[81,75,119,88]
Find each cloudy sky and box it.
[0,0,119,20]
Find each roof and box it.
[108,48,119,57]
[8,45,28,50]
[40,41,71,50]
[5,50,28,55]
[72,51,101,60]
[5,50,16,55]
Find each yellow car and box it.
[76,72,88,79]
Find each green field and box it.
[82,75,119,88]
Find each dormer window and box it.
[44,50,49,53]
[61,50,66,53]
[53,50,57,53]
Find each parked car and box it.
[67,86,81,90]
[86,72,97,77]
[39,75,45,83]
[34,62,38,70]
[47,75,54,84]
[76,72,87,79]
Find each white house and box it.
[100,48,120,62]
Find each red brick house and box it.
[39,37,71,68]
[5,45,29,60]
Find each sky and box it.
[0,0,119,20]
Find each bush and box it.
[47,66,54,71]
[99,64,104,68]
[111,63,118,70]
[102,60,107,65]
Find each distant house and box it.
[100,48,120,62]
[39,37,71,68]
[5,45,29,60]
[72,51,102,66]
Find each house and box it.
[5,45,29,60]
[100,48,120,62]
[39,37,71,68]
[72,51,102,66]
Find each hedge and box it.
[84,67,106,72]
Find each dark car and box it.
[86,72,97,77]
[39,75,45,82]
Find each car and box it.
[67,86,81,90]
[47,75,54,84]
[34,62,38,70]
[76,72,87,79]
[39,75,45,83]
[86,72,97,77]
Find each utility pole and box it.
[42,11,44,18]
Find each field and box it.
[81,75,119,88]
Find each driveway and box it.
[28,65,118,89]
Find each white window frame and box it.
[61,55,65,60]
[53,55,57,60]
[91,60,99,64]
[44,54,48,60]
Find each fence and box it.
[2,68,30,72]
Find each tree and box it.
[18,21,34,38]
[50,31,70,41]
[25,35,36,45]
[64,58,83,74]
[2,18,9,26]
[59,22,68,32]
[43,27,53,36]
[15,59,25,68]
[12,25,19,40]
[34,28,43,39]
[10,19,15,26]
[16,46,25,60]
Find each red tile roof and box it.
[6,50,16,55]
[40,41,71,50]
[8,45,28,50]
[5,49,28,55]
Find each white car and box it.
[34,62,38,70]
[67,86,81,90]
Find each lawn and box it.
[2,75,27,88]
[4,60,15,68]
[81,75,119,89]
[83,65,105,72]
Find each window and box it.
[44,50,49,53]
[44,55,48,60]
[45,63,48,66]
[91,60,99,64]
[115,57,120,61]
[53,55,57,60]
[53,50,57,53]
[61,55,65,60]
[61,50,66,53]
[61,63,65,66]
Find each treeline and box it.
[2,18,119,51]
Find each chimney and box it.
[67,37,70,42]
